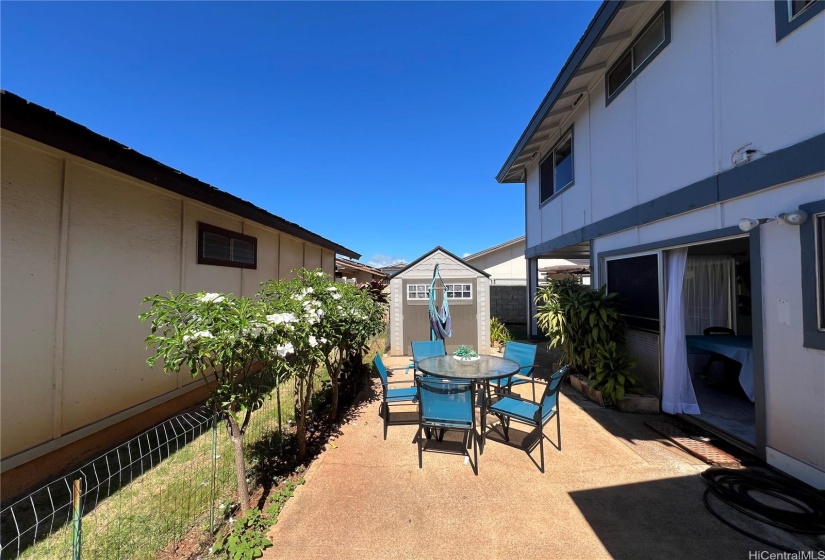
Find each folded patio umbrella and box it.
[429,264,452,340]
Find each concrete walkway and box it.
[266,356,805,560]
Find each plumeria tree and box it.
[140,292,294,512]
[317,280,385,420]
[258,271,330,461]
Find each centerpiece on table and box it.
[453,345,480,362]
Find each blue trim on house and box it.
[775,0,825,42]
[526,133,825,258]
[749,228,767,460]
[496,0,620,183]
[605,2,671,106]
[800,199,825,351]
[598,226,744,259]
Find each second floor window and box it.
[606,4,670,103]
[540,129,574,204]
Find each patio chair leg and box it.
[557,410,562,451]
[417,425,423,469]
[502,417,510,442]
[382,403,388,440]
[531,380,536,402]
[539,423,545,474]
[472,429,478,476]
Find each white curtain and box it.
[682,256,735,335]
[662,248,700,414]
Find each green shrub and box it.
[490,317,512,346]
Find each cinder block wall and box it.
[490,285,526,324]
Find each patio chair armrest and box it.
[497,393,540,406]
[385,379,416,385]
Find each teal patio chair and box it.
[488,365,568,473]
[373,353,417,440]
[489,342,541,400]
[409,339,446,376]
[416,377,478,475]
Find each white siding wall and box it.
[522,0,825,486]
[591,175,825,487]
[526,0,825,247]
[0,131,337,464]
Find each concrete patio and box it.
[265,354,807,559]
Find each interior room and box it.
[683,237,755,446]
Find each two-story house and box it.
[497,1,824,488]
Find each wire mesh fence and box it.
[0,375,296,560]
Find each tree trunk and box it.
[225,414,251,513]
[329,367,340,422]
[296,363,315,462]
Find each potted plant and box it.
[453,345,479,362]
[490,317,512,352]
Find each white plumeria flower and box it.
[319,337,327,344]
[276,342,294,357]
[183,330,214,342]
[326,286,337,292]
[198,293,224,303]
[266,312,297,325]
[331,293,341,300]
[308,335,318,347]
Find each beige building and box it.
[464,236,589,285]
[335,257,388,284]
[0,91,358,499]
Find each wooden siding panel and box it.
[0,139,63,457]
[241,224,279,297]
[304,244,322,271]
[62,164,181,434]
[279,236,303,279]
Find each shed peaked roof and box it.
[0,90,360,259]
[392,246,491,278]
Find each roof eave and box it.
[0,90,360,260]
[496,0,623,184]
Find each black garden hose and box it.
[702,467,825,552]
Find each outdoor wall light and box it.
[738,210,808,232]
[777,209,808,226]
[738,218,770,232]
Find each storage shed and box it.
[389,247,491,356]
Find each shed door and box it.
[402,278,477,354]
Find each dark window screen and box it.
[607,254,660,332]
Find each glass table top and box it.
[417,355,519,380]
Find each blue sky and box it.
[1,1,599,267]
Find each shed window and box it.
[198,222,257,269]
[407,283,472,300]
[540,129,574,204]
[606,5,670,103]
[407,284,431,300]
[445,284,472,299]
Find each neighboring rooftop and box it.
[0,90,359,259]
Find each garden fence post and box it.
[276,372,282,455]
[209,413,218,534]
[72,478,83,560]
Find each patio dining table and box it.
[417,354,520,453]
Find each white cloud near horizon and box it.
[367,254,408,268]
